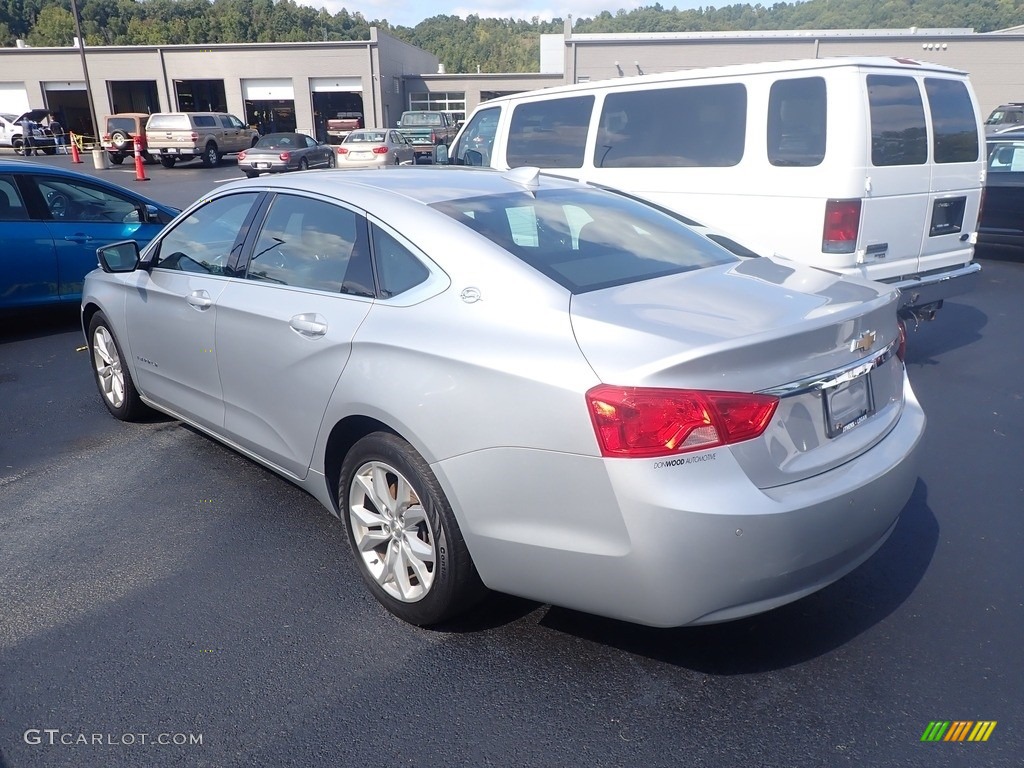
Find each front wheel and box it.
[88,312,149,421]
[12,137,25,155]
[339,432,486,626]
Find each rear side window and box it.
[595,83,746,168]
[925,78,979,163]
[193,115,217,128]
[867,75,927,166]
[767,77,826,167]
[507,96,593,168]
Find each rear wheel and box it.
[327,152,336,168]
[339,432,486,626]
[159,156,176,168]
[201,142,219,167]
[299,157,309,171]
[109,154,125,165]
[88,312,149,421]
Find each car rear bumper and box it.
[436,374,925,627]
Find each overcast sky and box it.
[327,1,707,28]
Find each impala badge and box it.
[850,330,877,353]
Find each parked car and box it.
[101,113,155,165]
[984,102,1024,135]
[145,111,259,168]
[82,166,924,628]
[978,134,1024,250]
[325,112,363,144]
[0,109,57,155]
[238,133,336,177]
[335,129,415,168]
[0,158,177,309]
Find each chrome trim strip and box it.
[758,339,898,398]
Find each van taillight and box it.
[823,199,862,254]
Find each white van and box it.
[441,57,984,321]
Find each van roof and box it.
[481,56,969,104]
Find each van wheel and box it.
[159,156,176,168]
[339,432,486,626]
[201,143,220,167]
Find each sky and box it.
[323,1,706,28]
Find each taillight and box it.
[586,385,779,458]
[336,147,348,155]
[372,146,389,155]
[102,133,111,141]
[238,150,246,161]
[279,151,291,161]
[823,199,862,254]
[189,132,198,141]
[896,319,907,362]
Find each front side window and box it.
[432,187,736,294]
[33,177,146,224]
[767,77,826,167]
[450,106,500,166]
[153,192,258,274]
[595,84,746,168]
[247,194,363,293]
[868,75,927,166]
[508,96,593,169]
[925,78,979,164]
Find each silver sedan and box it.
[82,167,924,628]
[238,132,335,177]
[335,129,415,168]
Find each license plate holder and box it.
[822,371,875,438]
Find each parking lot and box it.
[1,154,1022,767]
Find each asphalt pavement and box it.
[0,156,1021,767]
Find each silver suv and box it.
[145,112,259,168]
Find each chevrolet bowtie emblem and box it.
[850,330,877,353]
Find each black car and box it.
[979,134,1024,252]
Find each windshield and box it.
[431,187,737,294]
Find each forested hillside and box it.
[3,0,1024,73]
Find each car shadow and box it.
[903,301,986,365]
[0,305,81,343]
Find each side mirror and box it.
[433,144,450,165]
[97,240,141,273]
[464,149,483,167]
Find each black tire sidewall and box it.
[339,432,478,626]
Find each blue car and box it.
[0,158,177,309]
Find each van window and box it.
[767,77,826,167]
[507,96,593,168]
[867,75,927,166]
[925,78,979,164]
[451,106,500,166]
[595,84,745,168]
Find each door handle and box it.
[290,314,328,338]
[64,234,93,244]
[186,290,213,310]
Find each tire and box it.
[299,157,308,171]
[41,147,56,155]
[327,152,336,168]
[110,154,125,165]
[110,130,129,149]
[339,432,486,626]
[88,312,149,421]
[12,137,25,156]
[159,156,176,168]
[201,142,219,167]
[243,171,258,179]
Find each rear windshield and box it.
[431,187,737,294]
[401,113,442,126]
[867,75,927,166]
[147,114,191,131]
[346,131,387,143]
[925,78,979,163]
[107,117,140,133]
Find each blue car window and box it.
[34,178,143,223]
[0,175,28,220]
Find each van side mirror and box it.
[97,240,141,273]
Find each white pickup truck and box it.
[0,109,57,155]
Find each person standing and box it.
[49,114,67,154]
[19,115,37,155]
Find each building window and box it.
[408,91,466,123]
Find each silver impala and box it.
[82,166,925,628]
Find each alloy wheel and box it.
[92,326,125,409]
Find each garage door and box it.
[0,84,30,115]
[242,79,295,100]
[310,77,363,93]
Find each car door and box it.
[124,191,262,431]
[214,192,374,478]
[20,173,166,302]
[391,131,413,164]
[0,174,58,308]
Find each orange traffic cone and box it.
[69,133,82,163]
[133,135,149,181]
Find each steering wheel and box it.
[47,192,70,219]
